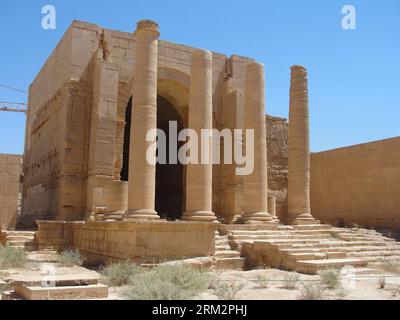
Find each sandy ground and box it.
[2,251,400,300]
[107,268,400,300]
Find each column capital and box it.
[290,65,308,76]
[134,19,160,38]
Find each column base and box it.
[241,212,273,224]
[103,211,124,221]
[124,209,160,221]
[285,213,318,225]
[182,211,217,222]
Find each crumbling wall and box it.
[311,137,400,231]
[0,154,22,229]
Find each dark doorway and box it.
[120,97,132,181]
[156,96,184,220]
[120,96,184,219]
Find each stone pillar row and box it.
[123,20,315,224]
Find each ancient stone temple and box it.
[7,19,400,273]
[22,19,297,226]
[18,18,310,263]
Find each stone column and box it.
[242,62,271,224]
[125,20,160,221]
[182,49,216,222]
[268,195,279,223]
[287,65,315,224]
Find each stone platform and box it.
[2,267,108,300]
[34,220,217,265]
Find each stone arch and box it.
[157,67,190,127]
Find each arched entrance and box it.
[119,68,190,219]
[155,95,184,220]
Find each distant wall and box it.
[266,115,288,219]
[311,137,400,231]
[0,154,22,229]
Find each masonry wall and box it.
[266,115,288,219]
[310,137,400,231]
[0,154,22,229]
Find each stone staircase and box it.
[3,231,36,250]
[1,270,108,300]
[213,231,244,270]
[223,224,400,274]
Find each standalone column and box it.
[182,49,216,222]
[125,20,160,221]
[287,65,315,224]
[242,62,271,224]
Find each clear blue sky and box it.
[0,0,399,154]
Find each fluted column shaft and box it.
[287,65,315,224]
[242,62,271,224]
[125,20,160,221]
[182,49,216,222]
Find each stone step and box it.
[214,257,244,270]
[292,224,331,231]
[5,231,36,236]
[14,284,108,300]
[5,235,34,241]
[229,234,332,241]
[280,247,346,255]
[10,274,100,287]
[286,252,327,261]
[219,224,279,232]
[215,244,231,250]
[229,229,331,235]
[326,245,400,252]
[321,240,389,247]
[214,250,240,258]
[295,258,368,274]
[347,250,400,257]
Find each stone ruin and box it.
[1,20,400,275]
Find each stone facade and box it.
[35,220,216,264]
[0,154,22,229]
[310,137,400,231]
[22,20,293,225]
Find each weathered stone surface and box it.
[35,220,217,264]
[0,154,22,229]
[266,115,288,220]
[14,284,108,300]
[311,137,400,231]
